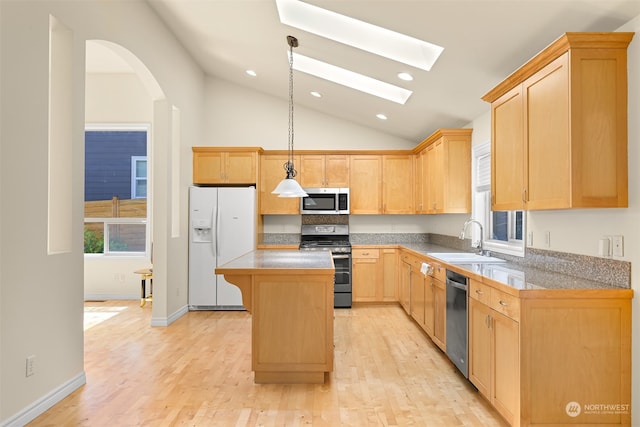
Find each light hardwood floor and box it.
[29,301,507,426]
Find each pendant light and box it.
[272,35,308,198]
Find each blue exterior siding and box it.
[85,130,147,201]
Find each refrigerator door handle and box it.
[211,205,217,257]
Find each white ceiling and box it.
[131,0,640,143]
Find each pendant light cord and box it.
[285,35,298,179]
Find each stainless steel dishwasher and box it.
[446,269,468,378]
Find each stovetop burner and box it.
[299,224,351,253]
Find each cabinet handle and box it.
[362,252,369,256]
[475,289,484,295]
[499,300,508,306]
[522,189,528,202]
[485,314,491,329]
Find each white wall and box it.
[0,1,203,424]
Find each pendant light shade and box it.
[272,35,308,198]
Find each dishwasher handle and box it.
[446,279,468,291]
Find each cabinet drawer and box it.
[470,280,491,305]
[490,289,520,321]
[353,248,380,259]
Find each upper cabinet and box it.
[259,153,301,214]
[483,32,634,210]
[299,154,350,188]
[349,155,382,214]
[192,147,262,185]
[382,154,415,214]
[349,154,414,214]
[414,128,472,214]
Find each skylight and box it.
[276,0,444,71]
[292,52,412,104]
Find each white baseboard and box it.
[1,372,86,427]
[150,304,188,327]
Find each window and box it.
[131,156,147,199]
[473,142,525,256]
[84,126,149,255]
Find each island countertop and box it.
[215,250,334,275]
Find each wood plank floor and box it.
[29,301,507,426]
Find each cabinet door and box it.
[382,154,414,214]
[382,249,398,301]
[442,135,471,213]
[492,85,525,211]
[492,310,520,425]
[259,154,300,214]
[193,151,224,184]
[414,149,427,213]
[399,258,411,314]
[350,155,382,214]
[525,53,570,210]
[226,151,257,184]
[423,277,435,337]
[410,268,425,327]
[299,155,325,187]
[432,279,446,351]
[469,298,492,399]
[426,143,440,213]
[352,250,381,302]
[325,155,349,187]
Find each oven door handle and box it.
[332,254,350,259]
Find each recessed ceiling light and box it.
[310,91,322,98]
[376,114,388,120]
[398,72,413,81]
[292,52,412,104]
[276,0,444,71]
[246,69,257,77]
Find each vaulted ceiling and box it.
[142,1,640,142]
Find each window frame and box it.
[84,123,151,257]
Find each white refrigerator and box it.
[188,186,256,310]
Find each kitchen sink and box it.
[427,252,506,264]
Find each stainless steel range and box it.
[299,224,352,308]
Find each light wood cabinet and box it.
[410,263,426,328]
[192,147,261,185]
[382,154,414,214]
[399,252,412,314]
[431,264,446,351]
[413,129,472,214]
[259,154,301,214]
[467,277,632,427]
[300,154,349,188]
[349,155,382,214]
[352,247,398,303]
[352,248,382,303]
[382,248,398,301]
[468,279,520,425]
[483,32,633,210]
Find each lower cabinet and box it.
[469,279,520,425]
[432,274,446,351]
[352,247,398,303]
[399,255,411,314]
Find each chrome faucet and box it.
[459,219,488,256]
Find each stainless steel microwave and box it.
[300,188,350,214]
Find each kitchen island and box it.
[215,250,334,384]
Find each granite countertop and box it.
[396,243,630,293]
[215,250,334,275]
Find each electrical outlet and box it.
[527,231,534,247]
[544,231,551,248]
[612,235,624,257]
[26,355,36,377]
